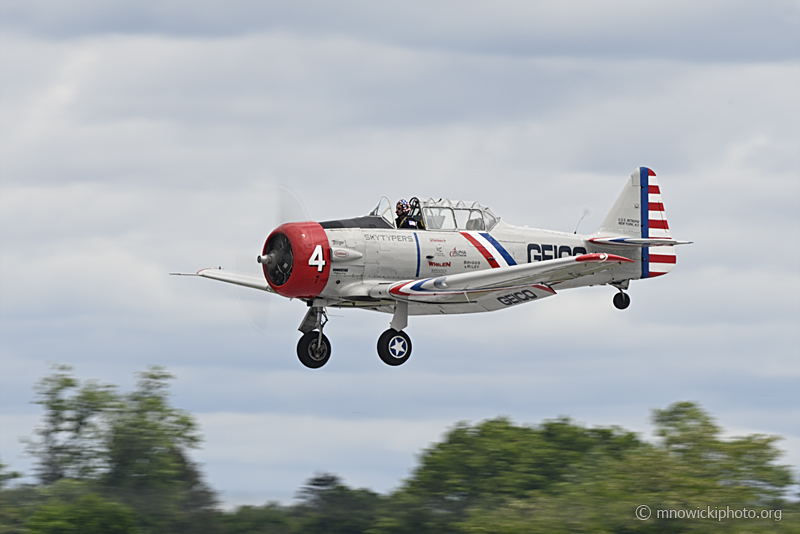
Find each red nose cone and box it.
[262,222,330,299]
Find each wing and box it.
[169,268,275,293]
[372,253,633,305]
[589,237,692,246]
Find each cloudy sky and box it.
[1,0,798,507]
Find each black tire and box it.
[297,331,331,369]
[613,292,631,310]
[377,329,412,366]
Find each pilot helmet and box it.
[396,199,410,215]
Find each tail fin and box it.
[596,167,678,278]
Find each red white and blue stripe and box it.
[389,279,554,299]
[460,231,517,268]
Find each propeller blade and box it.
[278,184,310,224]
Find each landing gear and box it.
[377,329,412,366]
[296,305,331,369]
[613,291,631,310]
[294,300,414,368]
[376,301,412,366]
[297,330,331,368]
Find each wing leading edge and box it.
[169,268,275,293]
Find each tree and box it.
[17,368,799,534]
[101,367,216,534]
[371,417,640,532]
[102,367,201,489]
[0,457,26,533]
[294,473,382,534]
[373,404,797,534]
[456,402,798,534]
[653,402,792,504]
[24,365,117,484]
[219,503,295,534]
[0,458,21,490]
[26,492,137,534]
[20,365,219,534]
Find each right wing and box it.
[169,268,275,293]
[589,237,692,246]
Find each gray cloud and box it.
[1,1,797,62]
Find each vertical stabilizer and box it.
[597,167,676,278]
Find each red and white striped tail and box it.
[640,168,675,278]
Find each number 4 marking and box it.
[308,245,326,272]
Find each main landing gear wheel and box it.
[377,329,412,366]
[613,292,631,310]
[297,330,331,369]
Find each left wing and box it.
[169,268,275,293]
[371,253,633,304]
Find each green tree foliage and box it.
[370,416,641,532]
[294,473,382,534]
[103,367,201,489]
[0,457,25,533]
[406,417,640,501]
[218,474,383,534]
[0,458,21,490]
[24,365,117,484]
[100,368,216,533]
[26,492,137,534]
[456,402,797,533]
[6,367,797,534]
[16,365,218,534]
[653,401,793,502]
[219,502,296,534]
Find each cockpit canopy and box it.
[369,197,499,231]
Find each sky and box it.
[1,0,798,507]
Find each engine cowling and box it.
[258,222,331,299]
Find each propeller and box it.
[233,183,309,334]
[260,232,293,286]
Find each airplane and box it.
[172,167,691,369]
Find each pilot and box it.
[395,199,417,229]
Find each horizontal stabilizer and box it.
[170,268,275,293]
[589,237,693,247]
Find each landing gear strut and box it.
[296,306,331,368]
[295,300,414,368]
[613,291,631,310]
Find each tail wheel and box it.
[377,329,412,366]
[613,292,631,310]
[297,330,331,369]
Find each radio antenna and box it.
[573,208,591,234]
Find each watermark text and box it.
[635,504,781,522]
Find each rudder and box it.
[642,168,675,278]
